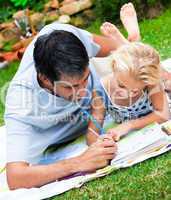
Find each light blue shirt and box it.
[4,23,107,164]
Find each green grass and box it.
[0,61,19,125]
[50,156,171,200]
[0,8,171,200]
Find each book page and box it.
[111,123,168,163]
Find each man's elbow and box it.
[7,175,21,190]
[6,162,32,190]
[7,171,32,190]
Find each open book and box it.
[110,122,171,167]
[75,121,171,180]
[57,120,171,185]
[55,121,171,181]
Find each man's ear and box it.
[40,74,48,81]
[38,73,53,89]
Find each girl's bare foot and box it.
[120,2,140,42]
[100,22,128,49]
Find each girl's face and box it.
[113,71,146,99]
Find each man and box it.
[5,3,139,190]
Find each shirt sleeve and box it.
[5,117,34,163]
[4,84,35,163]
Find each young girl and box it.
[102,41,170,141]
[87,41,170,144]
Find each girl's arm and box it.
[107,85,170,141]
[130,85,170,129]
[86,90,106,145]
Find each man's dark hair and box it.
[33,30,89,83]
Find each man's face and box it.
[52,68,90,101]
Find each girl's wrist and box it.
[126,120,136,131]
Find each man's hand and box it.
[78,136,117,172]
[107,122,132,141]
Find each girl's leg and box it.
[120,2,141,42]
[100,22,129,49]
[100,2,140,48]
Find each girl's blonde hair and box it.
[111,42,161,85]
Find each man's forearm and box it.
[7,137,117,190]
[7,156,83,189]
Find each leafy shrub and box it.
[0,0,48,23]
[94,0,120,22]
[0,7,16,23]
[10,0,28,7]
[0,1,17,23]
[7,0,48,10]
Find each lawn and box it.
[0,8,171,200]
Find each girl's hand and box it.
[107,122,132,141]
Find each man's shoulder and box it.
[39,23,87,35]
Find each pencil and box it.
[82,110,106,135]
[88,127,99,137]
